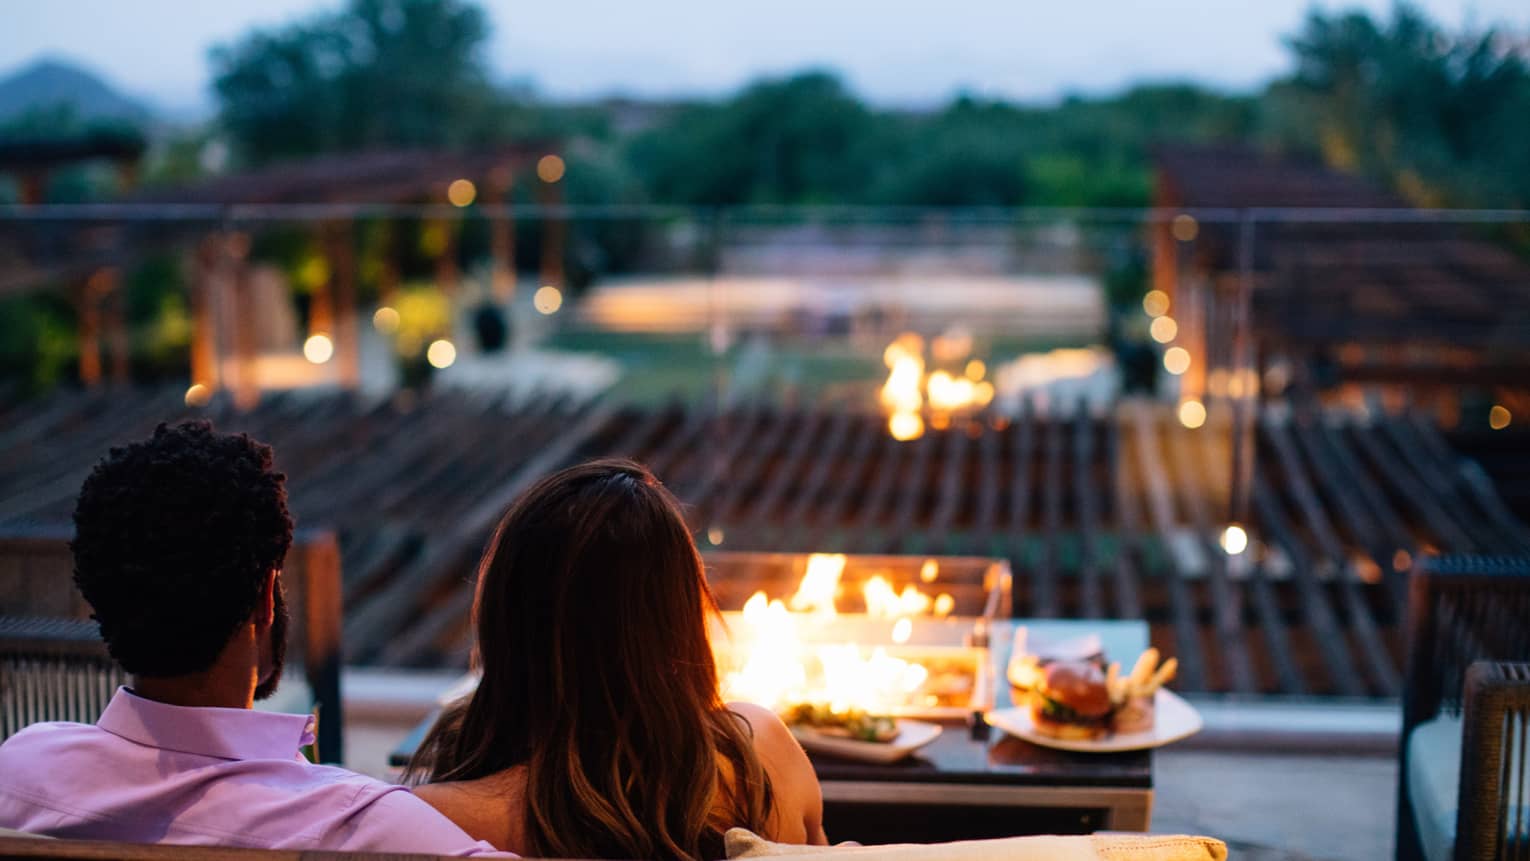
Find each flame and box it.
[881,355,925,413]
[889,411,925,441]
[920,559,939,583]
[817,644,929,714]
[719,555,961,713]
[725,594,809,708]
[878,333,994,439]
[933,593,956,617]
[864,575,933,618]
[789,553,846,615]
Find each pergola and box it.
[1,143,559,401]
[1152,145,1530,423]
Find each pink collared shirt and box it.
[0,688,505,855]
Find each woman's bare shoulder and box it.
[412,770,525,850]
[726,701,828,845]
[726,701,793,745]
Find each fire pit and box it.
[705,551,1011,719]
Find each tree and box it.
[210,0,497,165]
[626,71,882,205]
[1281,4,1530,208]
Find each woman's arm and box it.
[728,701,829,845]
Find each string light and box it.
[303,334,334,364]
[427,339,457,369]
[1178,399,1207,429]
[184,383,211,407]
[537,155,565,183]
[534,285,564,315]
[1150,316,1179,344]
[1221,524,1248,555]
[1172,214,1199,242]
[447,179,476,207]
[1164,346,1191,375]
[373,306,400,333]
[1490,405,1512,430]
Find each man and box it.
[0,421,500,855]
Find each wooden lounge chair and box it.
[1398,556,1530,860]
[0,526,346,762]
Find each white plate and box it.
[985,689,1203,753]
[789,719,943,764]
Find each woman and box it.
[408,459,826,859]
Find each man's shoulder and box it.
[0,721,100,760]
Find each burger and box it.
[1029,661,1113,740]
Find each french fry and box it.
[1146,657,1179,693]
[1128,648,1158,694]
[1106,662,1122,700]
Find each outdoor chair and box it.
[0,526,346,762]
[1398,555,1530,861]
[0,616,124,740]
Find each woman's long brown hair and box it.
[406,458,773,859]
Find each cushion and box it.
[725,828,1227,861]
[0,828,51,839]
[1408,713,1530,861]
[1407,713,1463,861]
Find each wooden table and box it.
[390,619,1152,843]
[807,619,1151,843]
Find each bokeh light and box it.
[303,334,334,364]
[447,178,476,207]
[1171,213,1199,242]
[1150,316,1179,344]
[1490,404,1512,430]
[426,339,457,369]
[537,154,566,183]
[1163,346,1191,375]
[1178,399,1207,429]
[534,285,564,315]
[184,383,211,407]
[1221,524,1249,555]
[1142,290,1170,317]
[373,306,401,333]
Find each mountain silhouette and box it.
[0,58,153,125]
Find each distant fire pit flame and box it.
[879,332,995,441]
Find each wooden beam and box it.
[1073,405,1104,619]
[1033,411,1063,617]
[1262,417,1399,695]
[797,414,881,551]
[1251,475,1364,696]
[924,422,970,555]
[1126,403,1208,692]
[1006,401,1036,615]
[1106,414,1144,619]
[1165,410,1257,695]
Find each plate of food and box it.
[987,648,1202,753]
[782,703,943,764]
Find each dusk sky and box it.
[6,0,1530,114]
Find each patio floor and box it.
[1153,748,1394,861]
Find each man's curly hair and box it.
[71,420,294,677]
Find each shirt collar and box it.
[96,687,317,762]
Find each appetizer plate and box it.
[985,689,1203,753]
[789,719,943,764]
